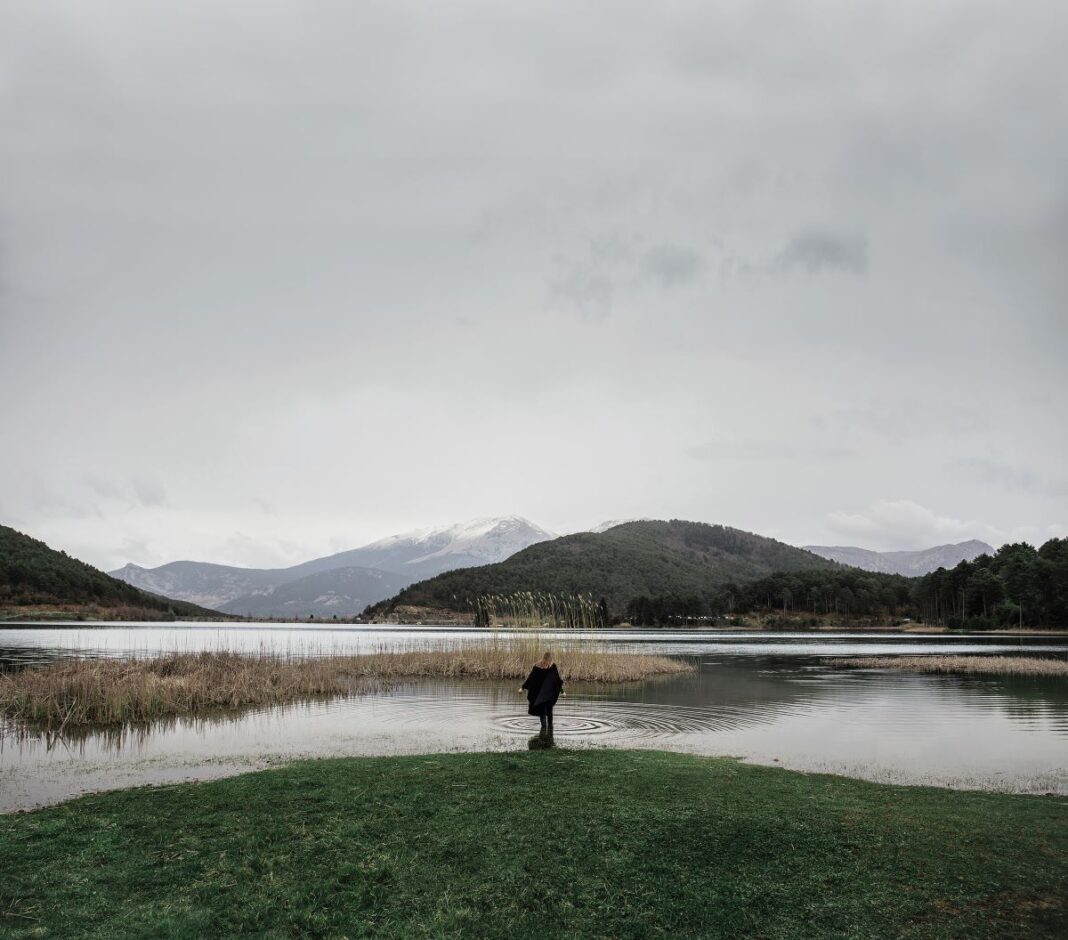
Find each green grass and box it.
[1,750,1064,938]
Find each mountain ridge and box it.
[803,540,994,577]
[110,516,554,617]
[367,519,841,618]
[217,566,411,619]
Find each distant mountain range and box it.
[803,540,994,576]
[219,566,413,620]
[368,520,840,618]
[6,515,1010,623]
[0,525,221,620]
[109,518,995,618]
[110,516,555,618]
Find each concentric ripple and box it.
[495,715,612,735]
[491,699,781,738]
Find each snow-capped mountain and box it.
[109,516,554,616]
[362,516,556,572]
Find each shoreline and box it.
[3,617,1067,635]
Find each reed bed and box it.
[0,643,691,730]
[472,591,606,629]
[349,644,689,683]
[838,655,1068,677]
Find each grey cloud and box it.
[77,475,167,512]
[549,260,615,320]
[551,237,702,317]
[640,244,702,287]
[82,474,124,502]
[816,402,987,448]
[687,440,800,461]
[953,457,1066,497]
[131,477,167,507]
[773,231,868,275]
[0,2,1065,567]
[688,438,856,462]
[548,235,635,318]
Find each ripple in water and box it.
[359,689,756,738]
[495,714,613,735]
[492,699,782,738]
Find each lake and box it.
[1,623,1066,811]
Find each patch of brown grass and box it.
[0,651,375,730]
[837,655,1068,677]
[0,644,691,730]
[350,645,690,683]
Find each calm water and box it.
[1,623,1066,811]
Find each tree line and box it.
[911,539,1068,629]
[623,539,1068,629]
[624,567,913,625]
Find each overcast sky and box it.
[1,1,1066,571]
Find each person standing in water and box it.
[520,650,564,737]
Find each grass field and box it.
[1,749,1064,938]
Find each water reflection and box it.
[1,626,1066,810]
[1,622,1065,669]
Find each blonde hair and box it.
[538,650,554,667]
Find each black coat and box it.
[522,664,563,716]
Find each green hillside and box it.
[367,520,840,617]
[0,525,223,620]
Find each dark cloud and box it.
[773,231,868,275]
[551,238,702,316]
[640,243,702,287]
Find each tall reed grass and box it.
[838,655,1068,677]
[472,591,606,628]
[0,642,691,730]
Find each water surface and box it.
[1,623,1065,811]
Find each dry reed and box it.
[349,645,689,683]
[837,655,1068,677]
[0,644,691,730]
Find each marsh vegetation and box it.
[0,643,691,731]
[839,655,1068,677]
[471,590,608,628]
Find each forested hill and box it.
[0,525,223,620]
[912,539,1068,629]
[366,520,839,617]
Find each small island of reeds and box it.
[838,655,1068,677]
[0,645,691,730]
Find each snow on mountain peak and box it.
[365,515,552,550]
[359,515,553,567]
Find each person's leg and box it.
[538,707,548,734]
[545,703,554,733]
